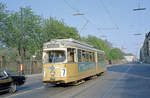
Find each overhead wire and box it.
[97,0,119,30]
[97,0,122,51]
[63,0,101,33]
[63,0,79,12]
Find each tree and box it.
[22,7,43,57]
[0,46,18,62]
[0,2,8,41]
[0,2,8,24]
[0,6,42,58]
[0,3,124,61]
[80,35,124,60]
[80,35,111,59]
[42,17,80,42]
[0,5,80,59]
[109,48,124,60]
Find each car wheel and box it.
[9,83,17,93]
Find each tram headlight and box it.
[61,68,66,77]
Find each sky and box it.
[1,0,150,58]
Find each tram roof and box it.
[44,38,105,53]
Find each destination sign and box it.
[46,44,59,48]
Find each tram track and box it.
[1,63,150,98]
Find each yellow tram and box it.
[42,38,106,85]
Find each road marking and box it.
[102,65,133,98]
[25,80,42,85]
[127,73,150,80]
[69,75,105,98]
[5,86,44,98]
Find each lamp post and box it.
[133,0,146,11]
[133,33,142,36]
[72,13,88,33]
[18,8,24,75]
[133,8,146,11]
[72,13,84,16]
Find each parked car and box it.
[0,70,26,93]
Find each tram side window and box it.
[98,53,105,62]
[92,52,95,62]
[89,52,93,62]
[77,50,95,62]
[78,49,82,62]
[98,53,101,62]
[88,52,95,62]
[82,50,86,62]
[86,52,90,62]
[67,48,75,62]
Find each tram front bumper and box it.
[43,78,66,85]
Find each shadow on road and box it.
[0,91,9,95]
[107,63,150,78]
[106,63,150,98]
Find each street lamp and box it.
[73,13,84,16]
[133,0,146,11]
[72,12,88,33]
[133,33,142,36]
[133,8,146,11]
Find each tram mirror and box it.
[43,52,49,63]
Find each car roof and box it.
[0,70,9,74]
[0,70,4,72]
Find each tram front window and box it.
[43,50,66,63]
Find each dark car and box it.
[0,70,26,93]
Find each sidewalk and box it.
[25,73,42,78]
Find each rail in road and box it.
[1,62,150,98]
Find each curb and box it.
[25,73,42,78]
[106,63,127,67]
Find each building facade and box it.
[140,32,150,63]
[124,54,136,62]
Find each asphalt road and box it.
[1,62,150,98]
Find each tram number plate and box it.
[50,78,55,81]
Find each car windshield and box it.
[43,50,66,63]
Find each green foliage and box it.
[0,2,8,23]
[80,35,111,59]
[0,46,18,62]
[0,6,43,59]
[80,35,124,60]
[109,48,124,60]
[0,2,124,60]
[21,7,43,56]
[0,2,8,41]
[0,4,80,59]
[42,17,80,42]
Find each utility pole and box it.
[133,0,146,11]
[79,20,88,33]
[18,8,24,75]
[20,8,24,62]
